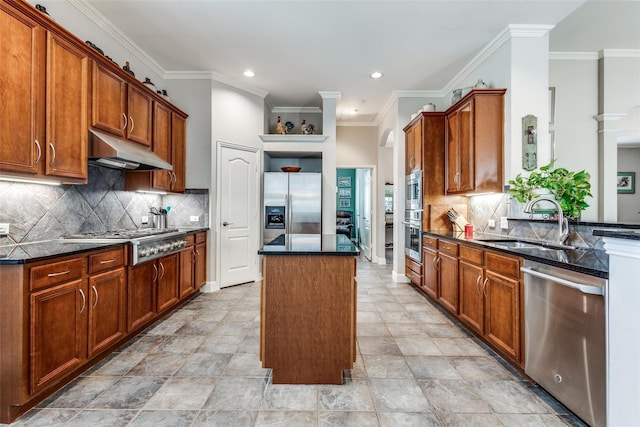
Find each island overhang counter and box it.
[258,234,360,384]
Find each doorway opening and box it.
[337,168,373,261]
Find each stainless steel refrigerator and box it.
[263,172,322,244]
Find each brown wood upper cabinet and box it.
[445,89,505,195]
[404,117,423,172]
[0,3,88,183]
[91,61,153,147]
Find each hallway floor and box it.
[9,260,586,426]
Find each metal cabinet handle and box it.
[435,257,441,272]
[521,267,604,295]
[172,172,177,186]
[100,259,116,264]
[129,116,135,133]
[192,249,197,264]
[34,140,42,165]
[47,269,71,277]
[152,264,158,282]
[92,285,98,309]
[432,256,438,271]
[475,275,482,295]
[49,143,56,166]
[122,113,128,130]
[159,262,165,280]
[79,289,86,313]
[482,278,489,297]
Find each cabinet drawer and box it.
[30,257,84,291]
[183,234,195,247]
[422,235,437,249]
[438,240,458,256]
[459,244,483,265]
[405,266,422,286]
[485,251,520,279]
[195,231,207,244]
[406,257,422,275]
[89,247,125,274]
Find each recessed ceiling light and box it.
[370,71,383,79]
[243,70,255,77]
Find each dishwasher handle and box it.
[521,266,604,296]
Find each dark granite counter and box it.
[424,230,608,279]
[0,240,126,265]
[0,228,209,265]
[593,229,640,241]
[259,234,360,256]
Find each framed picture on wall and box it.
[338,188,351,198]
[339,199,350,208]
[338,177,351,187]
[617,172,635,194]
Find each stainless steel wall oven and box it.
[403,209,422,263]
[405,170,422,211]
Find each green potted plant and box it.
[508,160,592,219]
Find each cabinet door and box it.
[157,253,179,313]
[445,111,459,193]
[126,85,153,147]
[459,260,484,335]
[88,267,126,358]
[30,280,86,394]
[179,246,196,298]
[152,102,173,191]
[127,262,156,332]
[411,120,422,171]
[46,32,89,181]
[91,61,127,136]
[194,242,207,289]
[405,124,415,173]
[457,100,474,192]
[422,247,438,300]
[438,253,458,314]
[484,271,520,362]
[0,5,45,175]
[171,113,187,193]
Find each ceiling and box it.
[81,0,640,123]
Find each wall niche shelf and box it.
[260,134,329,143]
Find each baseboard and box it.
[200,280,219,293]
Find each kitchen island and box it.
[258,234,359,384]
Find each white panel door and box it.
[220,144,258,287]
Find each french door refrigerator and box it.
[263,172,322,244]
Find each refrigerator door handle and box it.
[285,194,291,235]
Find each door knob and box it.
[222,221,233,226]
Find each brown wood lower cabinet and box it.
[127,261,156,332]
[88,266,126,358]
[418,236,523,366]
[156,253,179,313]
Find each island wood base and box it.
[260,255,357,384]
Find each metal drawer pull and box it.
[159,262,165,280]
[92,286,98,309]
[34,140,42,165]
[100,258,117,264]
[521,267,604,295]
[79,289,86,313]
[47,269,71,277]
[49,143,56,166]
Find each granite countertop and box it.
[424,230,609,279]
[259,234,360,256]
[0,240,126,265]
[593,229,640,241]
[0,228,209,265]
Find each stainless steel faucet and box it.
[523,196,570,245]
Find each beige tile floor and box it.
[7,259,586,426]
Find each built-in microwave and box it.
[405,170,422,211]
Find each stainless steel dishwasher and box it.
[522,260,606,427]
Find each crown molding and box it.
[549,51,599,61]
[337,121,378,127]
[394,90,444,98]
[68,0,166,77]
[272,107,323,114]
[319,91,342,100]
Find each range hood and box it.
[88,129,172,171]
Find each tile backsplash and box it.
[0,166,209,245]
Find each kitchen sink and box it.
[475,239,575,251]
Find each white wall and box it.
[617,148,640,223]
[549,57,599,221]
